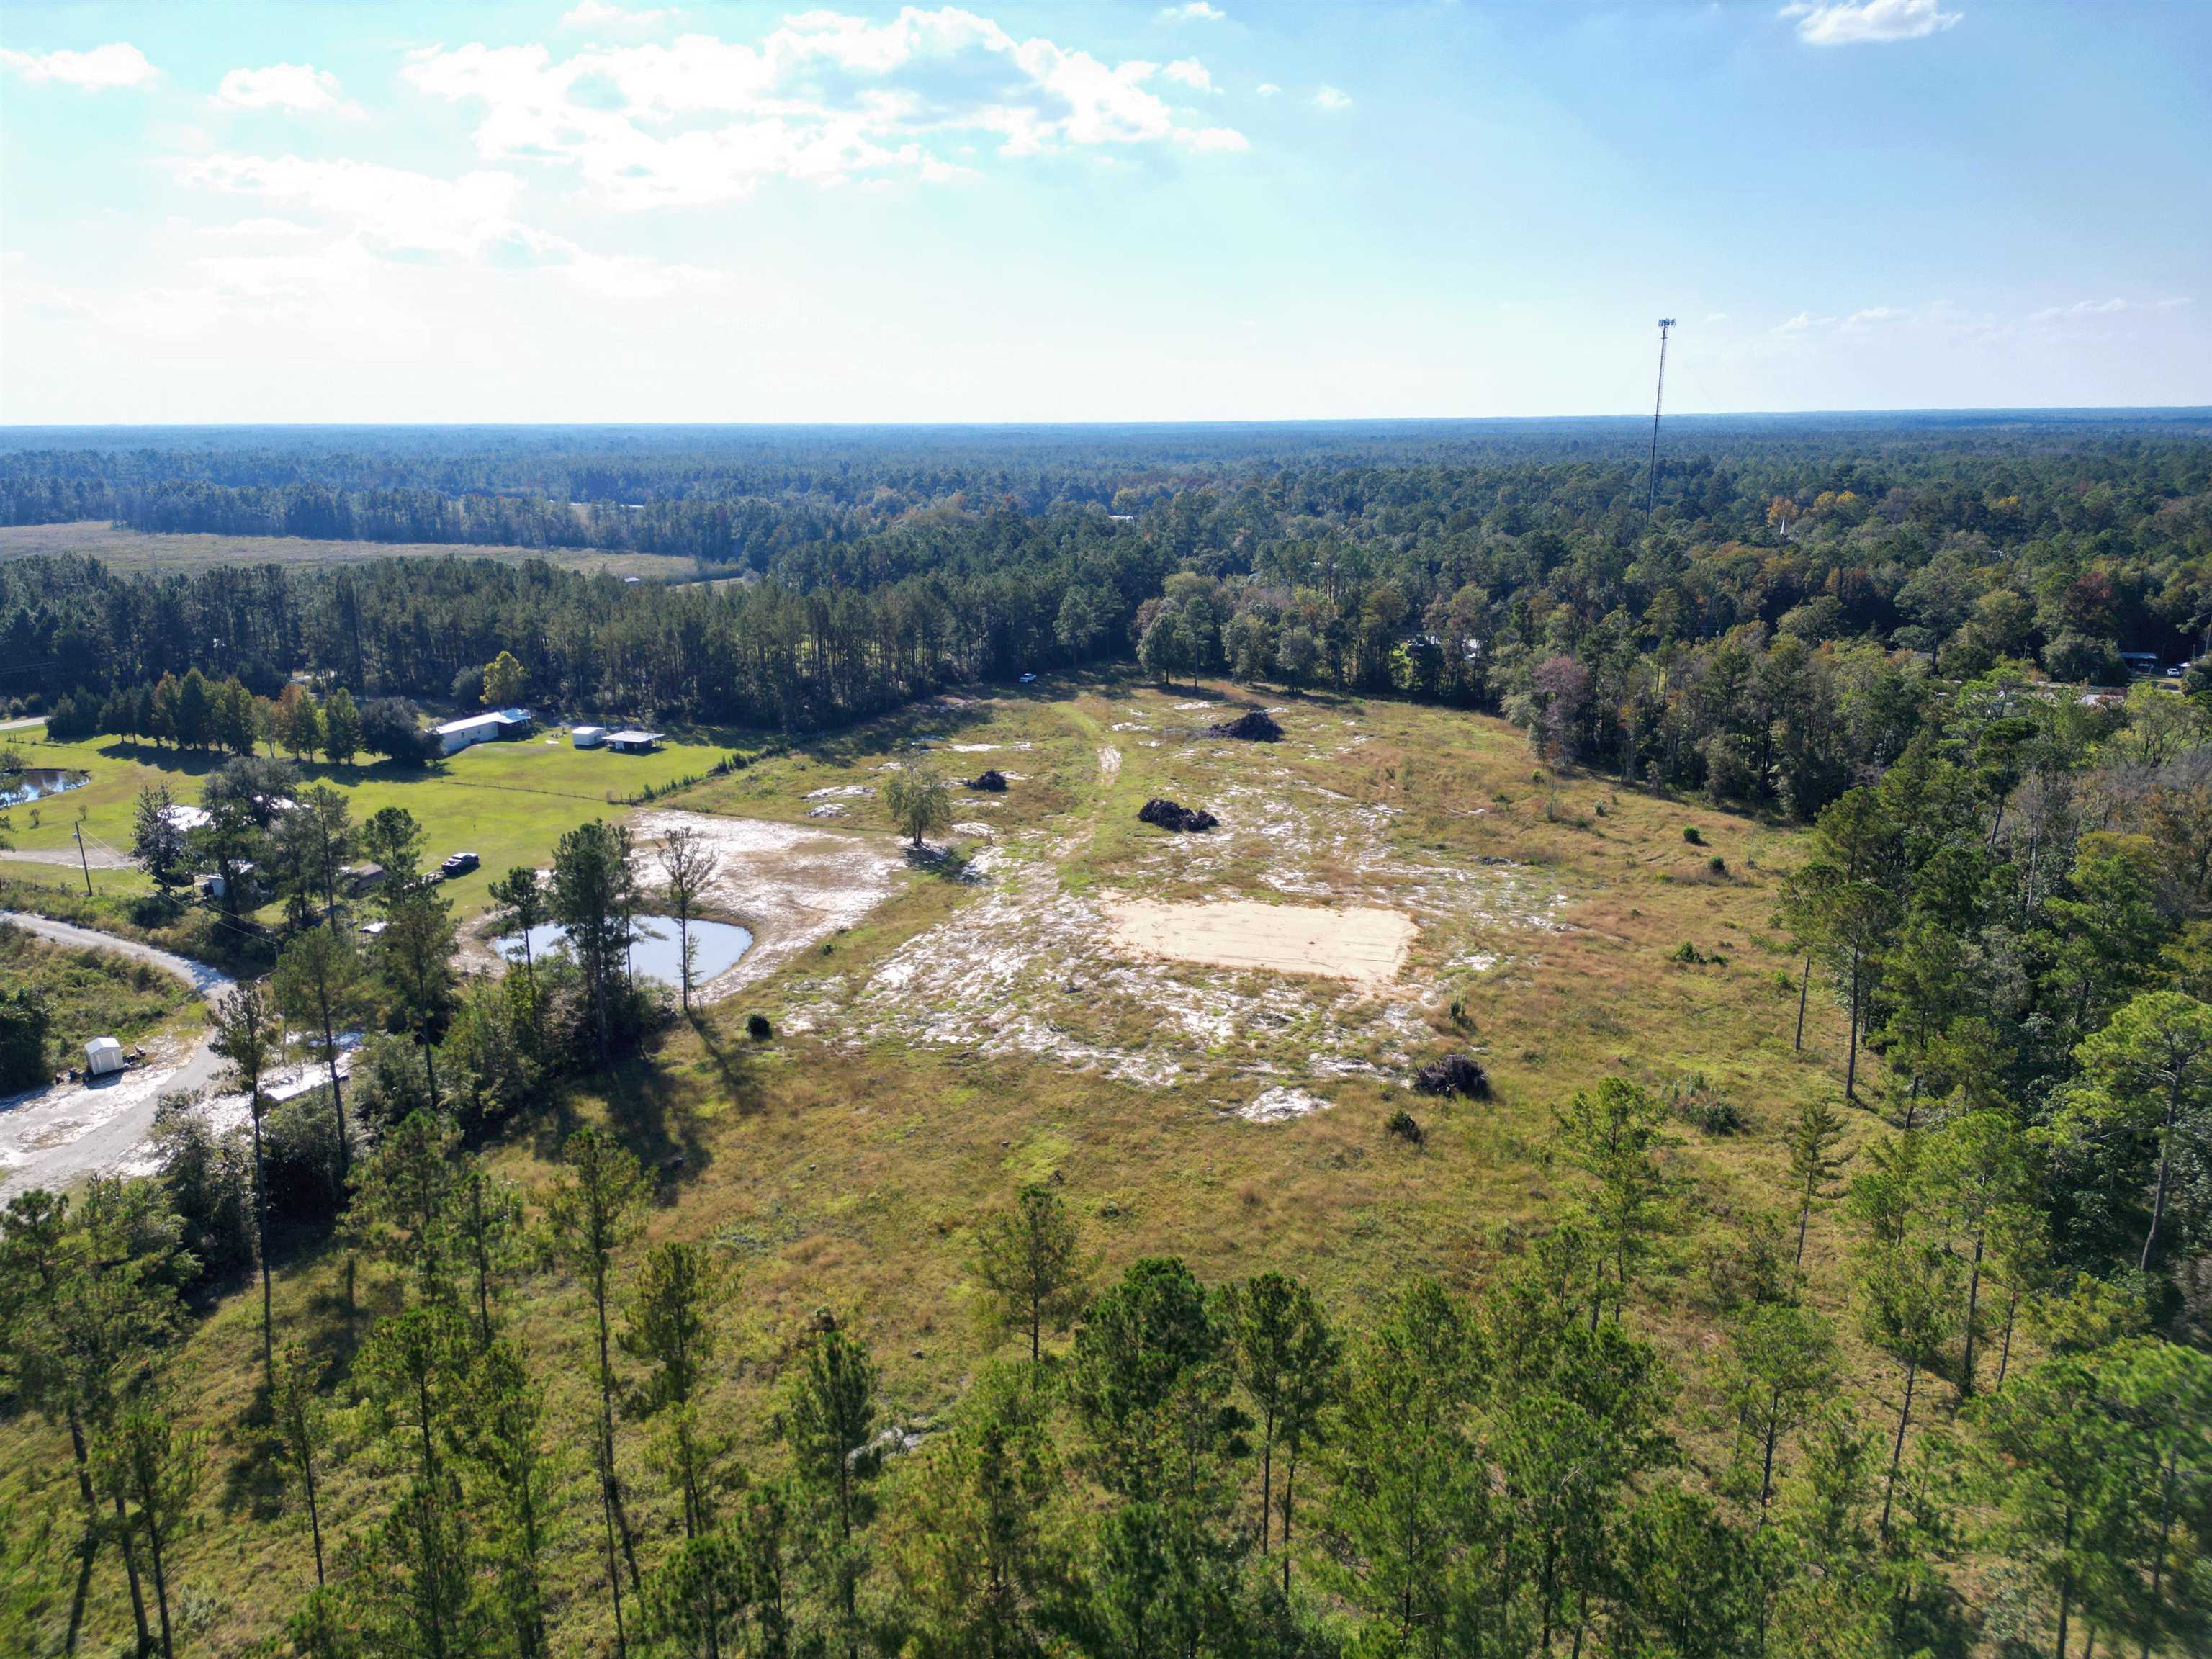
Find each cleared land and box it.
[1105,896,1416,986]
[0,519,691,580]
[2,673,1887,1656]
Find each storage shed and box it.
[605,729,664,754]
[85,1036,126,1078]
[571,725,608,749]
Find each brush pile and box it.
[1212,709,1283,742]
[1138,797,1218,833]
[966,769,1008,791]
[1412,1053,1491,1099]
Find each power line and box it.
[1646,318,1676,518]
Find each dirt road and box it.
[0,912,234,1200]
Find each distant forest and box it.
[6,413,2212,815]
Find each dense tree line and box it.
[8,416,2212,795]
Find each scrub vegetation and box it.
[3,417,2212,1659]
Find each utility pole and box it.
[1647,318,1676,516]
[73,823,93,896]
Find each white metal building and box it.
[433,707,536,755]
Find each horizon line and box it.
[4,404,2210,432]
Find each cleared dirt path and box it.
[0,912,233,1200]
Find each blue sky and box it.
[1,0,2205,422]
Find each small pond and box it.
[0,768,89,809]
[495,915,754,988]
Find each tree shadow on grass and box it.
[217,1245,399,1523]
[691,1011,771,1123]
[592,1043,721,1204]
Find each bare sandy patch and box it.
[1238,1085,1331,1123]
[1097,745,1121,782]
[631,811,901,1000]
[1106,898,1414,988]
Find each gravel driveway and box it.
[0,912,235,1201]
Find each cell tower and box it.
[1646,318,1676,516]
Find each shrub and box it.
[1668,1074,1745,1135]
[1708,855,1728,876]
[1384,1110,1425,1147]
[747,1012,773,1042]
[1682,825,1704,845]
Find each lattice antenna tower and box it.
[1647,318,1676,516]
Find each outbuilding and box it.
[571,725,608,749]
[433,707,536,756]
[605,729,664,754]
[85,1037,126,1079]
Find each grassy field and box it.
[0,519,699,580]
[1,723,750,921]
[0,674,1905,1656]
[0,921,202,1077]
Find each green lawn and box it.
[3,724,749,920]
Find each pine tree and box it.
[210,979,282,1395]
[972,1182,1091,1367]
[545,1125,648,1653]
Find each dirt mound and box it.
[1412,1053,1491,1099]
[1138,797,1218,833]
[966,768,1008,791]
[1212,709,1283,742]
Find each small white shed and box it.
[85,1036,126,1078]
[571,725,608,749]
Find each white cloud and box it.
[2026,297,2130,324]
[1781,1,1962,47]
[1159,3,1227,20]
[165,150,719,314]
[172,153,531,261]
[213,63,358,115]
[1174,126,1248,154]
[1254,81,1280,96]
[1845,305,1904,325]
[561,1,678,34]
[1311,84,1352,112]
[1702,312,1730,324]
[403,9,1249,207]
[1164,58,1214,93]
[2156,296,2194,310]
[0,42,157,90]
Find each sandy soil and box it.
[1238,1085,1332,1123]
[1105,898,1414,988]
[631,811,901,1001]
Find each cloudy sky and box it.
[1,0,2205,423]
